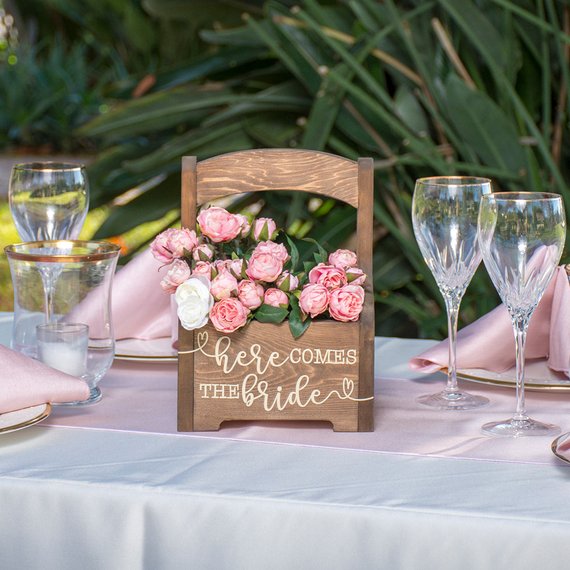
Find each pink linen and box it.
[112,249,173,340]
[0,345,89,413]
[410,266,570,377]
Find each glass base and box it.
[482,416,560,437]
[53,387,102,407]
[417,390,489,411]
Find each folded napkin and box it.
[410,266,570,377]
[112,249,174,340]
[0,345,90,414]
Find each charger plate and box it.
[551,432,570,464]
[0,403,51,434]
[455,359,570,392]
[114,337,177,363]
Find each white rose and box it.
[175,276,214,330]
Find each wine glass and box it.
[8,162,89,321]
[478,192,565,436]
[9,162,89,242]
[412,176,491,410]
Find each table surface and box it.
[1,313,569,570]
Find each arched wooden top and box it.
[196,149,359,207]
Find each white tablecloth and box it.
[0,314,569,570]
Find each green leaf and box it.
[302,237,328,264]
[444,74,526,174]
[284,234,300,272]
[253,304,289,324]
[288,295,311,339]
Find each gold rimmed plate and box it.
[454,359,570,392]
[552,432,570,464]
[0,403,51,434]
[114,337,177,363]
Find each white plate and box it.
[114,337,177,363]
[552,432,570,464]
[0,403,51,434]
[456,359,570,392]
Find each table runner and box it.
[42,336,570,467]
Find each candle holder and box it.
[5,240,120,405]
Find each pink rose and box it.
[246,251,284,282]
[192,261,214,281]
[160,259,192,293]
[197,206,243,243]
[236,214,251,238]
[192,243,216,262]
[253,218,277,241]
[299,284,329,318]
[346,267,366,285]
[329,285,365,322]
[308,263,347,291]
[150,228,198,263]
[328,249,358,269]
[276,271,299,292]
[238,279,265,310]
[209,298,249,333]
[264,288,289,308]
[214,259,233,272]
[230,258,245,279]
[210,270,239,300]
[253,241,289,263]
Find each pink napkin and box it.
[0,345,90,413]
[112,249,175,340]
[409,266,570,377]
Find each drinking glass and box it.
[412,176,491,410]
[9,162,89,241]
[5,240,120,405]
[9,162,89,322]
[478,192,565,436]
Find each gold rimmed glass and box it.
[412,176,491,410]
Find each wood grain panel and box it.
[196,149,359,207]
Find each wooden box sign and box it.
[178,149,375,432]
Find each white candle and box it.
[37,323,89,377]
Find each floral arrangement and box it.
[150,206,366,338]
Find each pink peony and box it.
[299,284,330,318]
[197,207,243,243]
[308,263,347,291]
[346,267,366,285]
[192,243,216,262]
[253,241,289,263]
[264,288,289,308]
[253,218,277,241]
[160,259,191,293]
[238,279,265,310]
[210,270,238,300]
[236,214,251,238]
[214,259,233,273]
[329,285,365,322]
[209,298,249,333]
[246,251,284,283]
[230,258,245,280]
[276,271,299,292]
[150,228,198,263]
[192,261,214,281]
[328,249,358,269]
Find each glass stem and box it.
[445,296,460,394]
[512,318,528,422]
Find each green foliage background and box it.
[5,0,570,338]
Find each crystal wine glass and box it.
[412,176,491,410]
[478,192,565,436]
[9,162,89,321]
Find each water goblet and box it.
[478,192,565,436]
[412,176,491,410]
[9,162,90,322]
